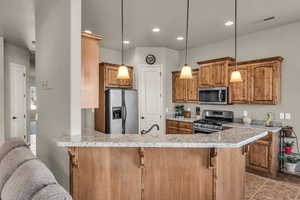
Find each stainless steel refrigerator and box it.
[105,89,138,134]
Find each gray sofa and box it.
[0,138,72,200]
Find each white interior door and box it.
[9,63,26,139]
[138,65,162,134]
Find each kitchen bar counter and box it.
[57,126,269,148]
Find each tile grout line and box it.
[248,177,269,200]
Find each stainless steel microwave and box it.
[198,87,228,105]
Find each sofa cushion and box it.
[32,184,72,200]
[0,147,36,192]
[1,159,57,200]
[0,138,27,162]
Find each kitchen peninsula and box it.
[57,126,279,200]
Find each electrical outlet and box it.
[280,113,285,120]
[166,108,169,113]
[285,113,291,120]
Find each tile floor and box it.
[246,172,300,200]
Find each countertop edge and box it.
[56,131,268,148]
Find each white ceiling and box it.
[83,0,300,50]
[0,0,35,50]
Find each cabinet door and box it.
[198,65,212,87]
[211,62,228,86]
[118,67,133,88]
[71,147,141,200]
[143,148,214,200]
[81,35,100,108]
[105,66,119,87]
[246,140,271,173]
[229,66,251,104]
[251,63,279,104]
[172,72,187,102]
[186,70,198,102]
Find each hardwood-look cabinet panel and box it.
[186,71,199,102]
[251,61,281,104]
[172,72,187,102]
[104,64,134,88]
[166,120,193,134]
[81,32,102,108]
[229,65,251,104]
[247,140,270,172]
[70,147,141,200]
[198,65,212,87]
[143,148,214,200]
[197,57,234,88]
[105,66,119,87]
[172,69,198,103]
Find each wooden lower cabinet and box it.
[246,133,279,178]
[69,147,246,200]
[166,120,193,134]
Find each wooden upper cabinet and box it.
[229,57,283,104]
[172,72,186,102]
[229,65,251,104]
[251,59,282,104]
[172,69,198,103]
[198,57,234,88]
[101,63,134,88]
[81,32,102,108]
[198,64,212,87]
[186,70,199,102]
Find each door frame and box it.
[9,62,27,140]
[137,64,163,134]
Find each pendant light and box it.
[180,0,193,79]
[230,0,242,83]
[117,0,130,80]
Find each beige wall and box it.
[170,21,300,136]
[0,37,4,143]
[35,0,81,190]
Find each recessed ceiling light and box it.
[84,30,92,34]
[152,28,160,32]
[123,40,130,44]
[225,21,234,26]
[176,36,184,41]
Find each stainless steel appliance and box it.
[105,89,138,134]
[198,87,228,105]
[193,110,234,134]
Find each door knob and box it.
[12,116,17,120]
[141,116,145,119]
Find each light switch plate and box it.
[280,113,285,120]
[285,113,291,120]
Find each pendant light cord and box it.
[185,0,190,65]
[234,0,238,70]
[121,0,124,65]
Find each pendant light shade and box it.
[230,70,242,82]
[117,65,130,79]
[117,0,129,80]
[180,0,192,79]
[230,0,243,83]
[180,64,193,79]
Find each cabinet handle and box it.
[68,148,79,168]
[243,145,250,155]
[139,148,145,168]
[208,148,217,168]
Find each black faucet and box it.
[141,124,160,135]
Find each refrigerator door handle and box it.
[124,103,127,121]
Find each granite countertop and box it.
[166,116,197,123]
[57,127,269,148]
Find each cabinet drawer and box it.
[167,128,178,134]
[166,120,179,127]
[178,128,193,134]
[178,122,193,130]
